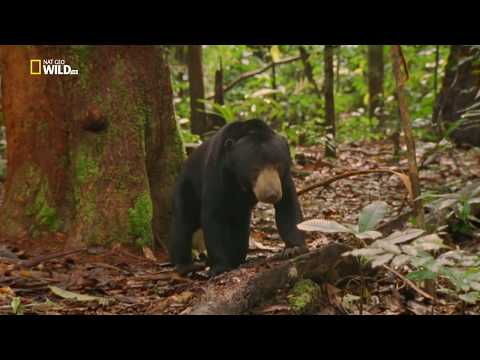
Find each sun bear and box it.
[169,119,307,276]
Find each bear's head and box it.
[223,119,291,204]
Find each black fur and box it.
[169,119,305,275]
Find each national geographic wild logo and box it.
[30,59,79,76]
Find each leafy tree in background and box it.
[168,45,451,149]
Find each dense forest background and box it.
[168,45,453,146]
[1,45,480,315]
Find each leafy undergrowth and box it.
[1,140,480,315]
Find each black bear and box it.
[169,119,307,276]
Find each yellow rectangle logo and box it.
[30,59,41,75]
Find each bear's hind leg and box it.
[169,183,203,275]
[170,218,202,272]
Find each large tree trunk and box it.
[368,45,385,127]
[433,45,480,141]
[0,45,184,250]
[324,45,336,158]
[210,61,226,130]
[187,45,208,136]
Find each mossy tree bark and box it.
[0,45,184,250]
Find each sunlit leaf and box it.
[406,269,437,282]
[358,201,388,232]
[11,297,23,315]
[344,248,386,258]
[391,254,411,268]
[271,45,281,62]
[413,234,446,251]
[438,198,460,210]
[371,253,395,268]
[49,286,111,305]
[142,246,157,261]
[440,267,469,291]
[375,241,402,255]
[458,292,480,304]
[342,293,361,312]
[344,223,359,233]
[410,252,435,268]
[472,184,480,198]
[401,244,419,257]
[297,219,352,233]
[382,229,425,244]
[469,282,480,292]
[356,230,383,240]
[392,172,413,200]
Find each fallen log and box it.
[188,242,359,315]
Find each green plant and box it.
[422,180,480,235]
[287,279,322,314]
[343,222,480,306]
[179,128,201,144]
[299,199,480,307]
[128,192,153,247]
[0,159,5,180]
[343,229,480,305]
[201,101,239,123]
[437,252,480,304]
[11,297,24,315]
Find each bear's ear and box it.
[224,138,235,150]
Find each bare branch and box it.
[297,169,407,196]
[206,55,302,99]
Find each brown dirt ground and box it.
[1,140,480,315]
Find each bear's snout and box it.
[253,167,282,204]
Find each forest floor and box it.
[1,139,480,315]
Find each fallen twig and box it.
[13,248,87,269]
[297,169,407,196]
[343,148,394,157]
[382,264,435,302]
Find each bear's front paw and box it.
[176,261,207,276]
[208,264,231,277]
